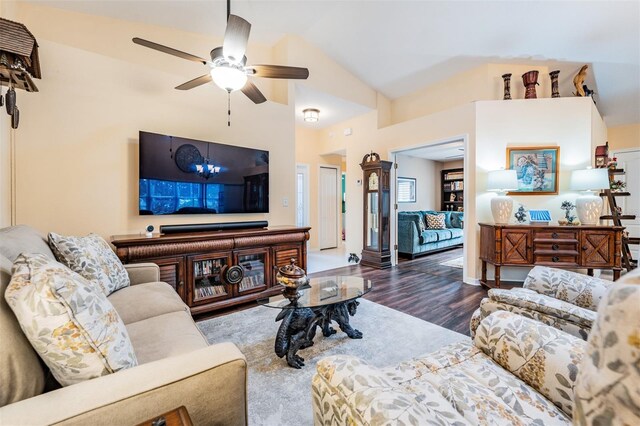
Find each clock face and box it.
[368,172,379,191]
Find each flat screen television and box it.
[139,131,269,215]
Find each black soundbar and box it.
[160,221,268,235]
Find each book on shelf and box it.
[240,273,265,291]
[194,258,223,278]
[445,172,464,181]
[195,277,226,299]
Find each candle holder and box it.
[549,70,560,98]
[522,70,539,99]
[501,73,512,100]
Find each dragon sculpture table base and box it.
[274,300,362,368]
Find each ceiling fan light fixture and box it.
[210,65,247,92]
[303,108,320,123]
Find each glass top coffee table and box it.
[257,276,372,368]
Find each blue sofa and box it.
[398,210,463,259]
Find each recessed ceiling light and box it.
[303,108,320,123]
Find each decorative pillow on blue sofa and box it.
[425,214,446,229]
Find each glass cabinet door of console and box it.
[367,192,379,249]
[192,256,229,302]
[237,252,267,293]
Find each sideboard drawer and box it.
[535,242,578,252]
[534,230,579,241]
[534,254,579,266]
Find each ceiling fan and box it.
[132,0,309,123]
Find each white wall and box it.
[7,3,296,239]
[475,97,605,281]
[395,154,440,212]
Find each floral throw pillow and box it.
[4,254,138,386]
[49,232,129,296]
[425,213,447,230]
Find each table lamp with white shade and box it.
[570,167,610,225]
[487,169,518,224]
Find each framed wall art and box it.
[506,146,559,195]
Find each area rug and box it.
[198,299,468,425]
[440,256,464,268]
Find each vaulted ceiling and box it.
[27,0,640,126]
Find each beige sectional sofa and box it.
[0,225,247,425]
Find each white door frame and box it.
[388,135,470,279]
[318,164,341,250]
[295,163,310,228]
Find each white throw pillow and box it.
[48,232,129,295]
[5,253,138,386]
[425,213,447,230]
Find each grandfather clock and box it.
[360,152,393,269]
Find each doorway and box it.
[319,165,339,250]
[389,137,469,279]
[295,164,310,228]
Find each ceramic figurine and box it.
[514,206,527,224]
[560,201,577,225]
[573,65,588,97]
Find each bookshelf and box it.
[441,167,464,212]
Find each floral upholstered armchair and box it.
[470,266,611,340]
[311,269,640,425]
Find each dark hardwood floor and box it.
[310,248,518,336]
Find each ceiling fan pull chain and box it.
[228,91,231,127]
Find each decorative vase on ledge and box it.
[522,70,539,99]
[502,73,512,100]
[549,70,561,98]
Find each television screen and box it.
[139,131,269,215]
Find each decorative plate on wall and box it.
[174,144,203,173]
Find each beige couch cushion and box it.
[0,225,53,407]
[108,282,189,325]
[0,225,55,262]
[126,311,207,365]
[0,255,46,406]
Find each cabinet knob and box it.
[582,246,588,251]
[552,232,559,238]
[552,244,559,250]
[552,256,560,262]
[178,281,184,288]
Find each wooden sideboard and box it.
[479,223,623,288]
[112,226,310,316]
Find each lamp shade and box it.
[570,168,609,191]
[487,169,518,191]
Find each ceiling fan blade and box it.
[248,65,309,79]
[133,37,208,64]
[223,15,251,63]
[175,74,212,90]
[241,81,267,104]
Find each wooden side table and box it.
[137,406,193,426]
[479,223,623,288]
